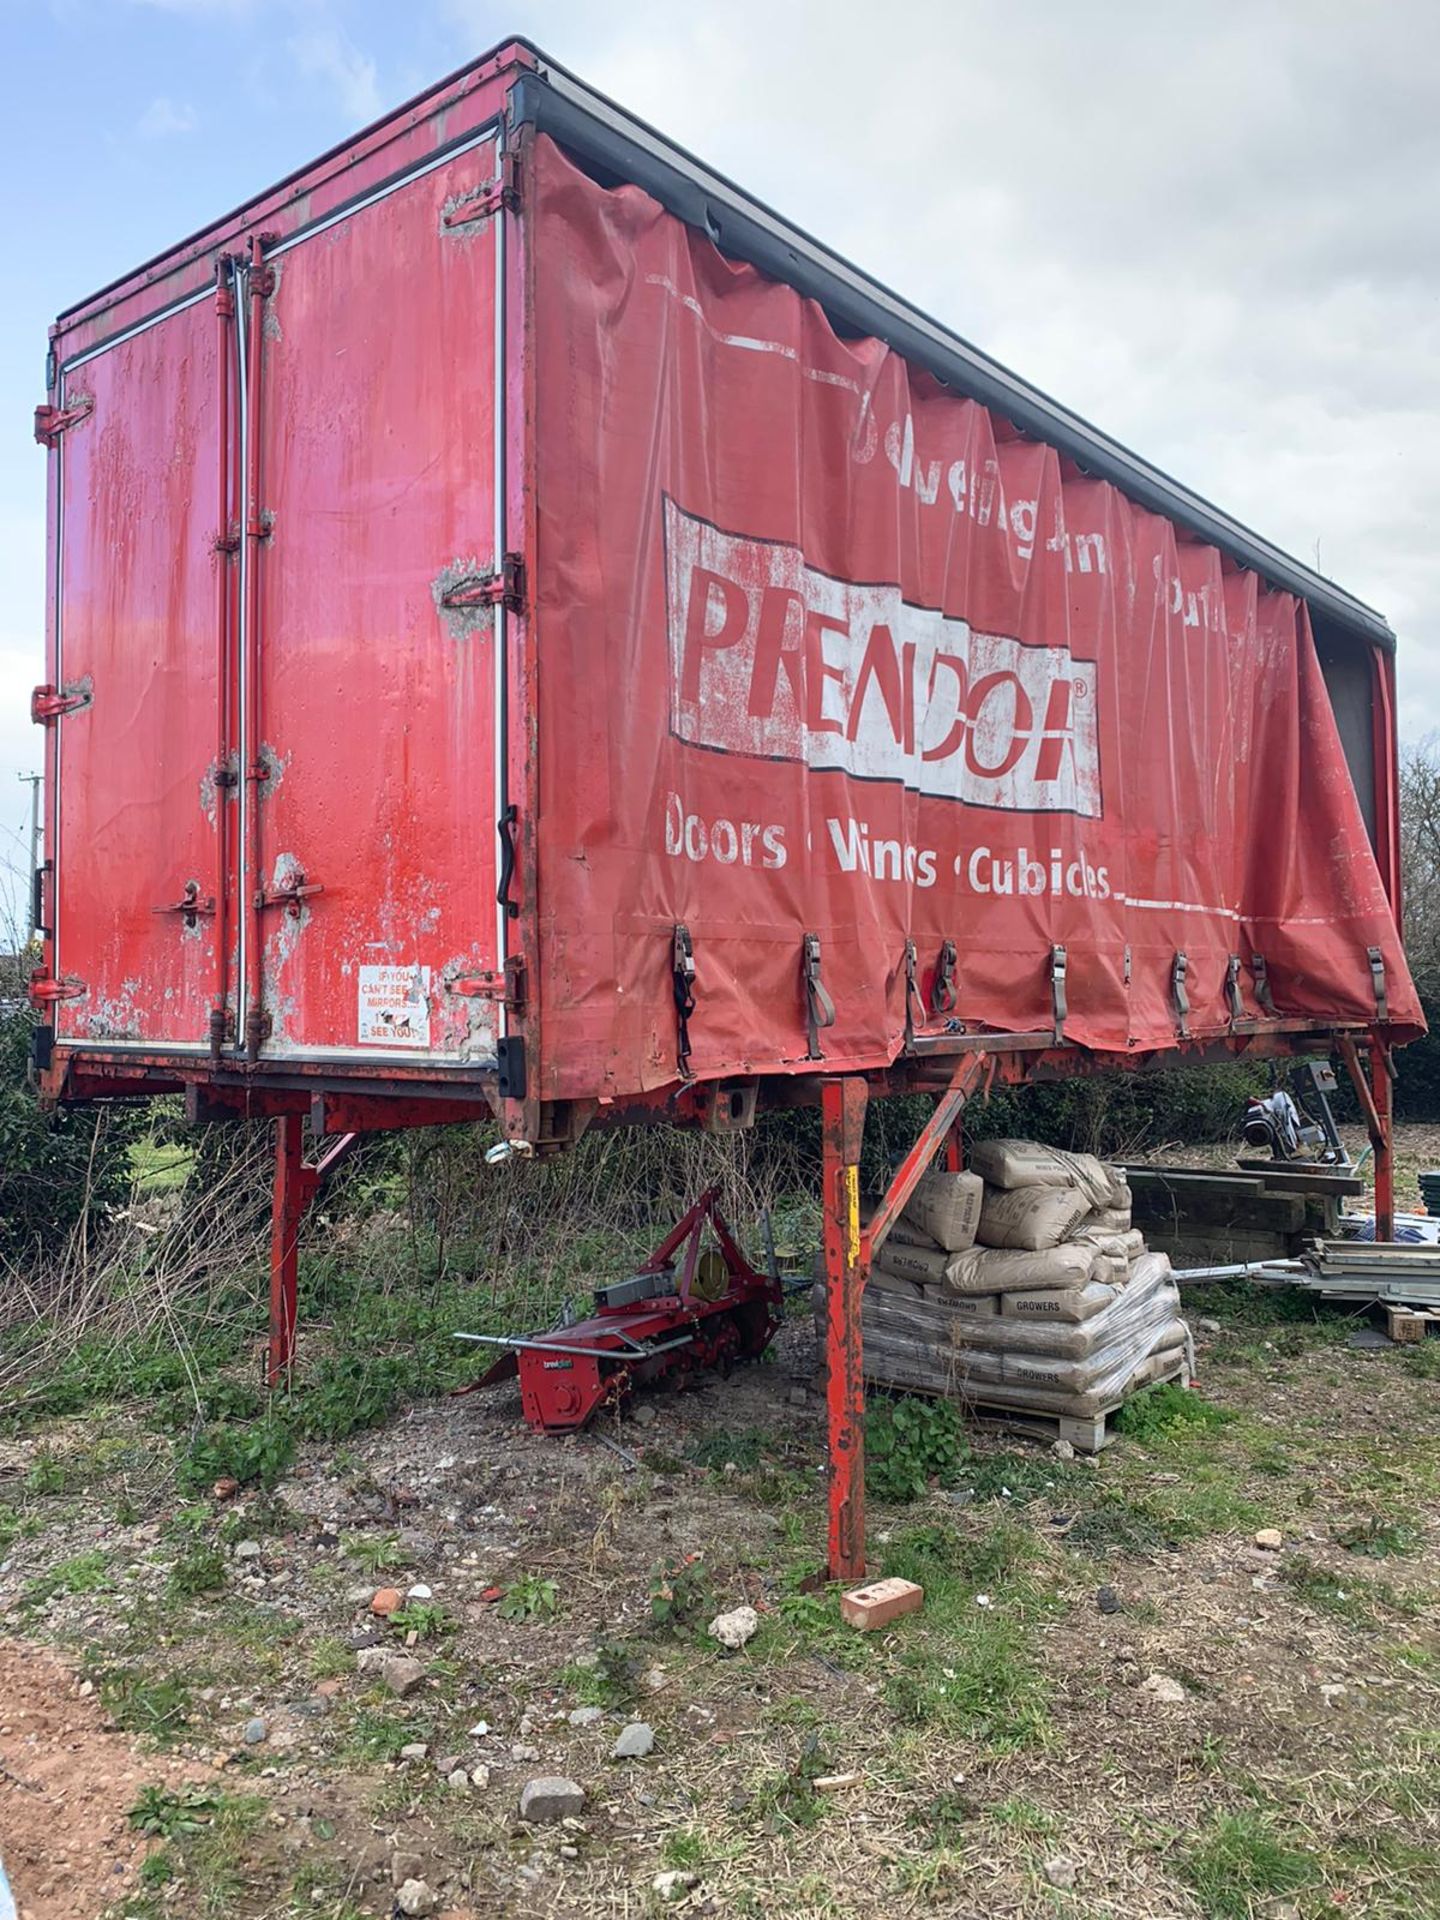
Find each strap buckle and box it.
[1367,946,1389,1023]
[1050,944,1068,1043]
[802,932,836,1061]
[1172,950,1190,1038]
[672,924,697,1079]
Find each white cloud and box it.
[135,95,198,137]
[446,0,1440,735]
[288,22,382,124]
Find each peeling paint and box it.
[198,752,239,828]
[261,257,284,342]
[435,947,501,1062]
[438,175,497,243]
[431,555,496,641]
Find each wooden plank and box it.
[1234,1161,1367,1196]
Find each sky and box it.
[1,0,1437,916]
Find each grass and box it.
[1179,1809,1319,1918]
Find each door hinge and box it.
[439,553,525,615]
[32,679,93,724]
[34,395,93,448]
[446,955,527,1010]
[442,149,520,228]
[29,969,86,1008]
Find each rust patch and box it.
[431,556,495,641]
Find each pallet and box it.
[859,1359,1189,1455]
[1385,1307,1440,1344]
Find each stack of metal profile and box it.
[1417,1169,1440,1215]
[1298,1238,1440,1309]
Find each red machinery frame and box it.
[455,1185,782,1430]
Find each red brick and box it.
[839,1576,924,1631]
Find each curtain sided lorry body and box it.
[29,42,1420,1563]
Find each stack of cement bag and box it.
[840,1138,1190,1424]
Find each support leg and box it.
[822,1077,869,1583]
[268,1113,315,1386]
[1372,1041,1395,1242]
[1339,1034,1396,1242]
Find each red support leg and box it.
[1372,1040,1395,1242]
[1339,1034,1396,1242]
[267,1113,315,1386]
[822,1076,869,1583]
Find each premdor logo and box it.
[664,498,1101,817]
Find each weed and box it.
[744,1731,833,1831]
[562,1640,639,1708]
[389,1601,451,1641]
[307,1636,352,1680]
[24,1451,67,1495]
[499,1573,559,1622]
[1066,1491,1176,1556]
[907,1789,978,1846]
[1114,1380,1229,1443]
[1333,1513,1421,1558]
[883,1617,1050,1748]
[128,1783,221,1840]
[168,1545,227,1599]
[342,1531,402,1576]
[178,1417,295,1495]
[866,1394,967,1502]
[1180,1809,1318,1919]
[23,1549,113,1609]
[94,1665,192,1742]
[960,1450,1085,1504]
[661,1827,708,1870]
[1280,1555,1425,1622]
[1401,1339,1440,1381]
[688,1429,766,1472]
[988,1795,1056,1838]
[340,1703,432,1764]
[650,1553,711,1632]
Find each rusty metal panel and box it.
[50,295,225,1050]
[243,135,505,1066]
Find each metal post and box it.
[1338,1034,1396,1241]
[821,1076,868,1583]
[267,1112,309,1385]
[1372,1041,1395,1242]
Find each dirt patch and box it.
[0,1642,196,1920]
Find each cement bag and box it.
[949,1329,1188,1418]
[1001,1281,1120,1324]
[978,1184,1090,1252]
[887,1215,944,1253]
[902,1170,984,1251]
[874,1240,955,1286]
[1070,1226,1130,1261]
[866,1264,929,1302]
[969,1139,1119,1209]
[948,1286,1184,1394]
[1083,1204,1133,1233]
[949,1262,1179,1363]
[1119,1229,1146,1260]
[946,1243,1100,1295]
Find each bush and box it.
[0,990,144,1259]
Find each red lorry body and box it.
[33,38,1421,1147]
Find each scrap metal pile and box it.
[826,1140,1192,1443]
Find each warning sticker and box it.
[357,964,432,1049]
